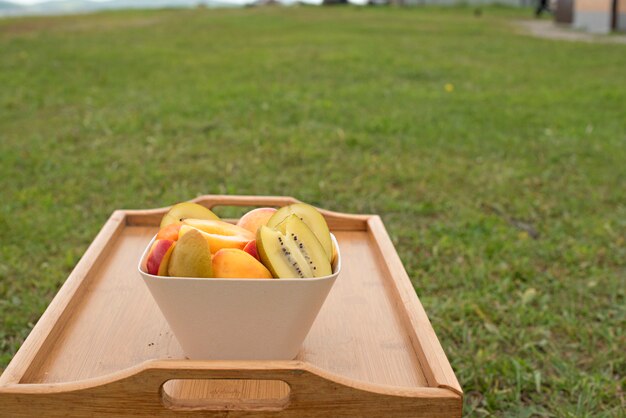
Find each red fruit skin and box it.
[146,239,175,275]
[243,240,260,261]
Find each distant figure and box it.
[535,0,549,17]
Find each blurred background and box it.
[1,0,624,416]
[2,1,533,17]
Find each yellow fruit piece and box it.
[183,218,254,239]
[160,202,219,228]
[212,248,272,279]
[179,224,252,254]
[168,228,213,278]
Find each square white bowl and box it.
[138,234,341,360]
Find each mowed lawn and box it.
[1,5,625,416]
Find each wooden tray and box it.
[0,195,462,417]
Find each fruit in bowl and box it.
[139,198,342,360]
[257,215,331,278]
[236,207,277,234]
[142,201,336,279]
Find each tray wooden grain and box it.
[0,195,462,417]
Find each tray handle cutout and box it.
[124,195,369,230]
[161,379,290,412]
[194,195,301,210]
[193,195,301,220]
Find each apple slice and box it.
[160,202,219,228]
[145,239,176,276]
[168,229,213,278]
[267,203,332,261]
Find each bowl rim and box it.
[138,233,341,283]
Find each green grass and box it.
[1,5,625,416]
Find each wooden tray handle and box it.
[96,361,457,415]
[142,362,300,412]
[124,195,300,226]
[124,195,370,230]
[0,361,460,416]
[191,194,301,209]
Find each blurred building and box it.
[400,0,527,4]
[620,0,626,30]
[572,0,625,33]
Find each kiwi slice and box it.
[257,226,313,279]
[267,203,332,261]
[283,215,332,278]
[273,216,289,234]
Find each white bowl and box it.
[138,234,341,360]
